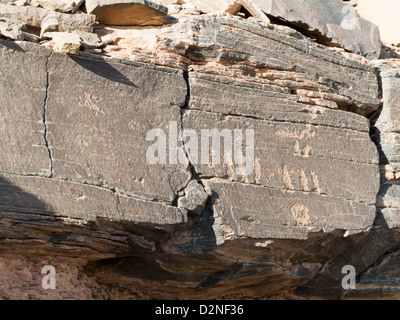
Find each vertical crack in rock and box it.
[183,69,191,110]
[176,69,210,214]
[42,52,53,177]
[180,69,198,179]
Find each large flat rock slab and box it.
[46,52,191,203]
[206,179,375,241]
[0,16,381,242]
[0,40,191,226]
[174,16,381,242]
[0,174,187,225]
[183,105,379,241]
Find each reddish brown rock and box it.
[85,0,171,25]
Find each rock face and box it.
[336,60,400,300]
[0,10,387,298]
[2,0,400,301]
[372,61,400,229]
[174,16,380,242]
[0,39,190,224]
[253,0,382,59]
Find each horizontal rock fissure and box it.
[202,177,375,206]
[184,105,371,134]
[0,171,180,208]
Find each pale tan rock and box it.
[40,12,58,37]
[52,32,81,54]
[238,0,270,24]
[36,0,84,12]
[0,4,95,32]
[72,30,101,48]
[346,0,359,6]
[0,18,25,40]
[356,0,400,46]
[167,3,181,14]
[13,0,40,6]
[178,0,241,14]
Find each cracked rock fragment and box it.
[52,32,81,54]
[40,12,59,37]
[36,0,84,12]
[238,0,270,24]
[177,180,208,215]
[0,18,25,40]
[72,30,101,49]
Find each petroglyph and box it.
[291,203,311,227]
[79,92,104,115]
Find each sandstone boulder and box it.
[85,0,171,25]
